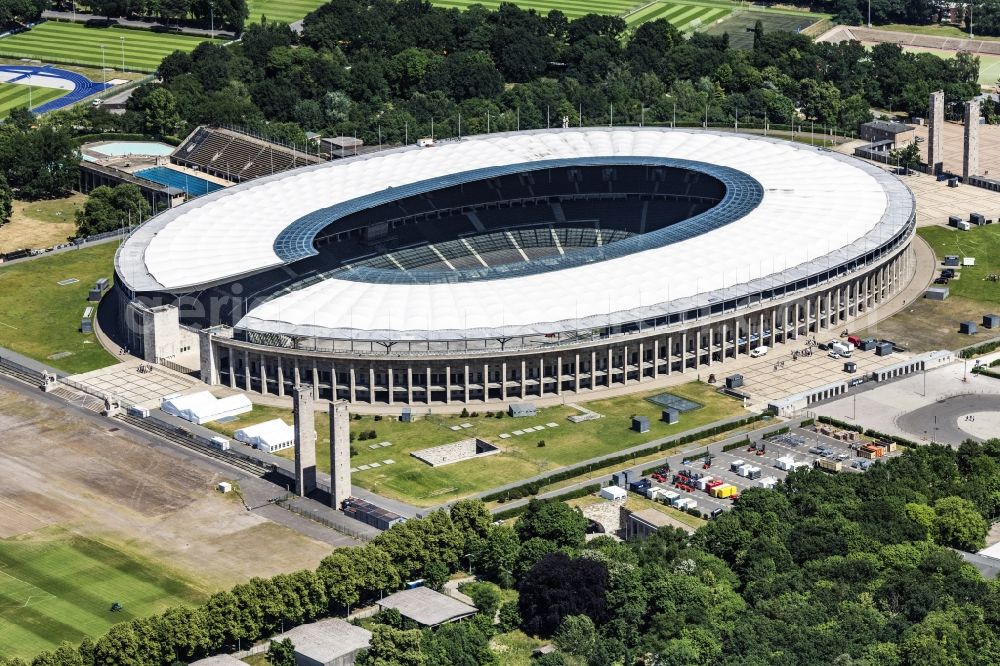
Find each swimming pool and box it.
[89,141,175,157]
[135,166,224,197]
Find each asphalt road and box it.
[896,394,1000,446]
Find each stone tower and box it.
[293,384,317,497]
[964,99,980,180]
[928,90,945,175]
[329,400,352,509]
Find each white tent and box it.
[161,391,252,425]
[600,486,627,501]
[234,419,295,453]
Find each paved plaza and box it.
[68,359,201,407]
[914,121,1000,182]
[812,350,1000,445]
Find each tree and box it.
[3,126,78,200]
[139,87,182,136]
[358,625,426,666]
[516,499,588,550]
[0,173,12,226]
[423,621,498,666]
[74,184,151,237]
[889,142,921,171]
[933,496,988,550]
[267,638,296,666]
[553,614,596,657]
[462,581,501,621]
[518,553,610,637]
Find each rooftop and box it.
[378,586,478,627]
[861,119,912,134]
[272,617,372,662]
[189,655,246,666]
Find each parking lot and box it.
[638,426,901,516]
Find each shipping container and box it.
[710,484,738,498]
[209,436,230,451]
[815,458,842,473]
[661,491,680,504]
[757,476,778,489]
[775,456,795,471]
[729,460,746,472]
[737,464,754,477]
[694,476,715,491]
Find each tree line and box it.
[4,437,1000,665]
[115,0,980,152]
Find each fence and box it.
[0,355,45,382]
[273,497,374,542]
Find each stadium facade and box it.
[112,128,916,406]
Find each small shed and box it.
[600,485,628,501]
[725,374,744,389]
[189,655,246,666]
[217,481,232,493]
[234,418,294,452]
[378,586,478,627]
[271,617,372,666]
[984,314,1000,329]
[401,406,412,423]
[925,287,949,301]
[948,217,962,228]
[661,408,679,424]
[631,415,650,433]
[858,337,877,351]
[161,391,252,425]
[843,361,857,374]
[875,342,893,357]
[944,255,960,266]
[960,321,978,335]
[964,257,976,266]
[509,402,537,418]
[971,212,987,225]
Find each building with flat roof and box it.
[377,586,478,627]
[621,506,678,540]
[859,120,915,147]
[271,617,372,666]
[189,655,246,666]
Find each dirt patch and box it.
[0,385,332,588]
[852,294,996,352]
[0,196,84,253]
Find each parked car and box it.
[828,350,842,359]
[942,269,955,278]
[750,345,769,358]
[934,277,949,284]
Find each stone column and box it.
[368,367,376,404]
[929,90,945,175]
[574,354,581,392]
[501,361,508,400]
[386,365,394,406]
[349,366,356,403]
[293,385,316,497]
[329,401,351,509]
[521,359,527,398]
[964,99,980,180]
[443,366,450,405]
[276,364,285,398]
[408,366,414,404]
[259,355,268,396]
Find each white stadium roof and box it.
[117,128,913,342]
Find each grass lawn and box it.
[703,9,824,48]
[894,45,1000,85]
[0,22,215,72]
[0,82,64,119]
[490,630,547,666]
[0,242,118,374]
[209,382,746,507]
[247,0,330,24]
[623,1,732,32]
[0,195,85,253]
[918,225,1000,303]
[0,527,207,659]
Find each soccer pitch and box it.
[0,529,206,659]
[0,22,214,73]
[247,0,330,24]
[0,82,64,119]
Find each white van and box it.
[750,345,769,358]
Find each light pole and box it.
[970,3,974,38]
[120,36,125,71]
[100,45,106,86]
[210,2,215,39]
[867,0,871,28]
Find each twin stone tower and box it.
[292,385,351,508]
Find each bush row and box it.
[817,415,864,433]
[972,366,1000,380]
[484,415,765,502]
[721,438,752,453]
[492,484,602,521]
[959,338,1000,358]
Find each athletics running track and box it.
[0,64,111,114]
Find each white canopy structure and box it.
[233,418,295,452]
[116,128,912,345]
[160,391,251,425]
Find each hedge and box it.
[817,415,864,433]
[722,438,752,453]
[484,414,766,503]
[862,428,920,448]
[800,418,815,427]
[959,339,1000,358]
[72,132,154,146]
[492,483,602,521]
[972,366,1000,380]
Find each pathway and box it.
[41,11,236,39]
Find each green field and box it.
[894,45,1000,85]
[0,242,117,374]
[624,0,733,31]
[0,22,214,73]
[878,22,1000,42]
[247,0,330,24]
[0,82,64,119]
[208,382,745,506]
[0,528,206,659]
[704,9,823,48]
[918,225,1000,303]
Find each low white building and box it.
[234,418,295,452]
[160,391,251,425]
[600,485,627,501]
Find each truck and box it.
[694,476,715,491]
[815,458,842,473]
[830,341,851,356]
[729,459,746,472]
[209,436,231,451]
[661,490,680,505]
[745,466,762,480]
[757,476,778,489]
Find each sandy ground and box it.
[0,196,84,253]
[0,384,332,588]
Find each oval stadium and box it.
[111,128,917,407]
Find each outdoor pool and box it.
[135,166,225,198]
[89,141,175,157]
